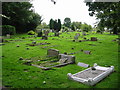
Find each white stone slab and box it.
[77,62,89,68]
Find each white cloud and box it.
[31,0,96,26]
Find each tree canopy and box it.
[2,2,42,33]
[64,17,71,28]
[86,2,120,34]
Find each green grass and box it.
[2,32,119,88]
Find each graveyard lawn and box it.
[2,32,119,88]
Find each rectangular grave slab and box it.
[67,64,114,86]
[77,62,89,68]
[47,49,59,57]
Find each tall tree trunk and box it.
[113,26,118,34]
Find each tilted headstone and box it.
[91,37,97,41]
[47,49,59,57]
[77,62,89,68]
[58,54,75,64]
[74,35,78,40]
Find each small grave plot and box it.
[67,64,114,86]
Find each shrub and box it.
[28,30,35,35]
[1,25,16,36]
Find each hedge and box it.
[0,25,16,36]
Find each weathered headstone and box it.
[58,54,75,64]
[91,37,97,41]
[77,62,89,68]
[47,49,59,57]
[74,35,78,40]
[32,41,36,44]
[84,51,91,54]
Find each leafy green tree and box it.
[71,24,76,31]
[2,2,42,33]
[86,2,120,34]
[72,22,82,29]
[49,19,54,29]
[64,17,71,28]
[57,19,61,32]
[81,23,92,32]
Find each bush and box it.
[28,30,35,35]
[1,25,16,36]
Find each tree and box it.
[71,24,76,31]
[64,17,71,28]
[2,2,42,33]
[86,2,120,34]
[81,23,92,32]
[57,19,61,32]
[49,19,54,30]
[72,21,82,30]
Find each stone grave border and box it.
[67,63,114,86]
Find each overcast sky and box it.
[31,0,96,27]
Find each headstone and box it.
[75,33,80,37]
[82,32,86,36]
[6,34,10,39]
[44,30,49,36]
[74,35,78,40]
[47,49,59,57]
[84,51,91,54]
[42,36,48,40]
[77,62,89,68]
[32,41,36,44]
[91,37,97,41]
[58,54,75,64]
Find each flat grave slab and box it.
[67,64,114,86]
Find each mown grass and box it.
[1,32,119,88]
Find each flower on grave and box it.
[91,67,96,70]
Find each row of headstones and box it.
[47,49,75,64]
[47,49,90,68]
